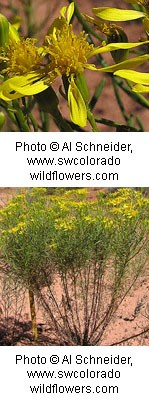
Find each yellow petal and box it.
[97,54,149,73]
[68,78,87,127]
[0,88,22,101]
[85,63,100,70]
[60,2,74,24]
[8,23,20,43]
[114,69,149,85]
[7,74,48,96]
[90,41,148,56]
[66,2,74,24]
[60,6,67,18]
[0,74,49,100]
[0,79,22,100]
[92,7,145,21]
[133,83,149,93]
[75,73,89,103]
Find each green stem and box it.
[12,100,30,131]
[42,112,50,132]
[87,108,99,132]
[127,113,134,128]
[95,116,140,131]
[51,109,74,132]
[112,78,129,123]
[89,79,106,111]
[24,0,34,37]
[28,112,39,131]
[136,115,144,131]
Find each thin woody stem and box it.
[28,288,38,342]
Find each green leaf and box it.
[0,14,9,47]
[0,111,6,129]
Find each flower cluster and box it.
[0,2,148,128]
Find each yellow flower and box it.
[92,1,149,34]
[84,6,149,68]
[1,38,44,76]
[84,215,96,224]
[103,217,114,228]
[55,217,75,231]
[9,221,26,234]
[44,24,97,77]
[49,240,57,250]
[0,2,148,126]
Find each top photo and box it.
[0,0,149,132]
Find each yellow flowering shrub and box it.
[0,188,148,344]
[0,188,148,281]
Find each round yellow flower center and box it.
[44,24,94,79]
[3,38,44,75]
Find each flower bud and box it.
[0,111,6,130]
[8,23,20,43]
[107,28,129,63]
[143,16,149,34]
[0,14,9,47]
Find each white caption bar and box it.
[0,132,148,187]
[0,346,148,401]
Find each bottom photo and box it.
[0,187,148,346]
